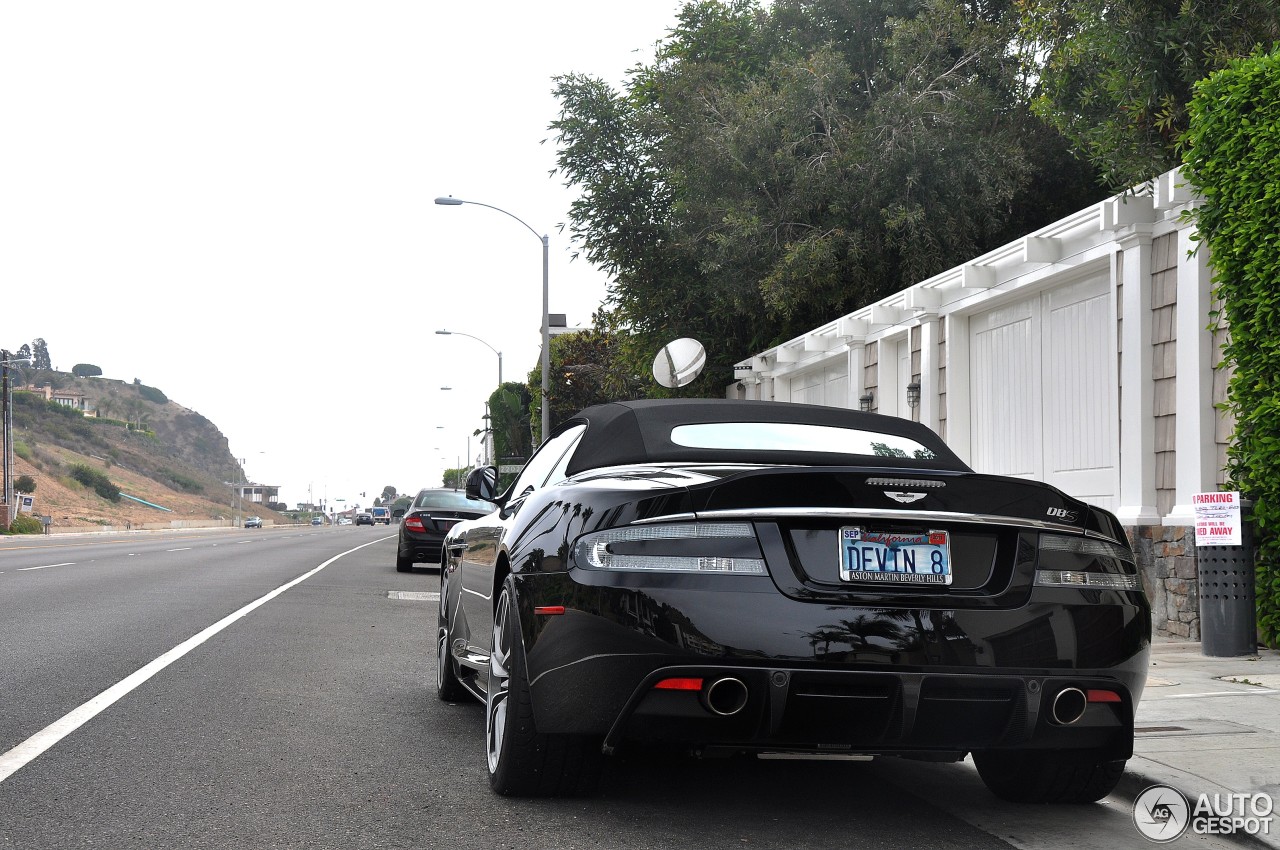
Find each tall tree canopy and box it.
[550,0,1103,390]
[1019,0,1280,189]
[528,319,647,443]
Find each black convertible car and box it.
[436,399,1150,801]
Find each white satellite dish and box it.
[653,338,707,388]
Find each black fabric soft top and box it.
[561,399,971,476]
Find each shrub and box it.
[1184,47,1280,648]
[14,440,33,462]
[7,514,44,534]
[69,463,121,502]
[14,474,35,493]
[137,384,168,404]
[161,468,204,494]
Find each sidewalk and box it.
[1119,636,1280,847]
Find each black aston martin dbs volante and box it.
[436,399,1151,801]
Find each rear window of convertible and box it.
[669,422,939,460]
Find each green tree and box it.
[488,382,534,465]
[551,0,1102,387]
[31,338,51,370]
[1019,0,1280,189]
[72,363,102,378]
[528,324,647,444]
[14,474,36,493]
[381,485,397,502]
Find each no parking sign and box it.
[1193,491,1242,547]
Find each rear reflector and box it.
[1086,689,1122,703]
[533,606,566,616]
[654,677,704,691]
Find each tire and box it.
[395,549,413,573]
[973,750,1126,803]
[436,569,467,702]
[485,577,602,796]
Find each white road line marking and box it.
[0,536,386,785]
[17,563,76,571]
[166,548,192,552]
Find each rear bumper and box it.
[517,572,1149,760]
[398,533,444,564]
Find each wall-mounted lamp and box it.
[859,391,874,413]
[906,381,921,409]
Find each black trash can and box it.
[1197,501,1258,657]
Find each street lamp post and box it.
[1,355,32,523]
[236,456,245,528]
[434,196,550,444]
[436,329,501,467]
[435,329,502,387]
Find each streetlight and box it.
[1,355,32,523]
[434,195,550,444]
[435,329,502,387]
[439,388,481,468]
[437,329,502,466]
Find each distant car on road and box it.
[244,516,262,529]
[371,507,391,525]
[396,488,489,572]
[356,512,374,526]
[311,516,323,526]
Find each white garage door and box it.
[969,276,1118,509]
[787,362,849,408]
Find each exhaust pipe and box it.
[1050,687,1088,725]
[702,677,749,716]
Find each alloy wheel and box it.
[485,588,512,774]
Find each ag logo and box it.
[884,491,927,504]
[1046,506,1077,522]
[1133,784,1190,842]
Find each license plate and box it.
[839,527,952,585]
[434,518,459,532]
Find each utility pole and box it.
[2,356,31,525]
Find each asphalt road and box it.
[0,527,1232,849]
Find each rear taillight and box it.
[1034,533,1141,590]
[572,522,766,574]
[404,516,427,533]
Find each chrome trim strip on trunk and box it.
[631,508,1121,544]
[630,512,697,525]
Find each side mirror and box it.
[465,465,500,503]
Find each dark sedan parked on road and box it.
[396,488,490,572]
[436,399,1151,802]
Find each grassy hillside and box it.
[6,374,285,530]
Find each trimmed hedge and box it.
[1183,47,1280,649]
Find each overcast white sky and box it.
[1,1,685,510]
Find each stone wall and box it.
[1128,524,1200,639]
